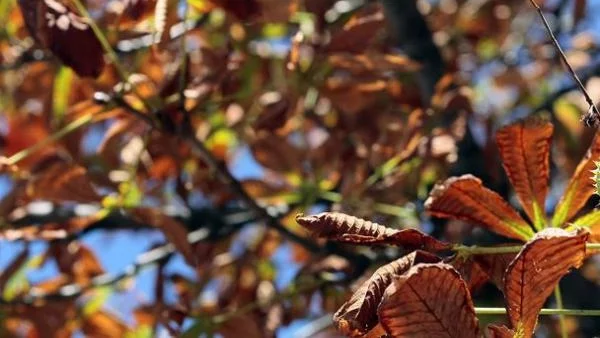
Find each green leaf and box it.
[52,66,74,124]
[82,287,113,317]
[3,254,43,301]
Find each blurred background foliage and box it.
[1,0,600,336]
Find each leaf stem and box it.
[454,242,600,255]
[475,307,600,316]
[528,0,600,126]
[554,285,568,338]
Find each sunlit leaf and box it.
[504,228,588,337]
[552,133,600,227]
[334,250,439,336]
[378,263,480,338]
[571,210,600,242]
[487,325,516,338]
[496,117,553,229]
[425,175,534,241]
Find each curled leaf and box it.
[425,175,534,241]
[296,212,449,251]
[496,117,553,227]
[473,251,517,291]
[378,263,480,338]
[552,133,600,226]
[504,228,589,337]
[334,251,440,336]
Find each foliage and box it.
[2,0,600,337]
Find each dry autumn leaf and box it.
[495,117,553,228]
[26,161,101,203]
[334,250,440,336]
[486,325,515,338]
[425,175,534,241]
[378,263,480,338]
[296,212,449,251]
[131,207,196,267]
[504,228,589,337]
[17,0,105,77]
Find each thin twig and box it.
[528,0,600,127]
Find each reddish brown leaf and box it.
[26,162,101,203]
[218,314,263,338]
[131,208,195,267]
[486,325,515,338]
[474,251,517,291]
[378,263,480,338]
[447,255,489,293]
[252,92,290,131]
[296,212,449,251]
[17,0,105,77]
[552,133,600,227]
[496,117,553,227]
[504,228,589,337]
[249,132,304,173]
[334,251,440,336]
[326,4,385,53]
[425,175,534,241]
[208,0,260,20]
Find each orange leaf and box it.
[504,228,588,337]
[131,208,195,267]
[326,4,384,53]
[81,311,128,337]
[334,251,440,336]
[296,212,449,251]
[425,175,534,241]
[378,263,480,338]
[496,117,553,228]
[552,133,600,227]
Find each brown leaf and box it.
[328,53,420,75]
[131,208,195,267]
[17,0,105,77]
[504,228,589,337]
[296,212,449,251]
[326,4,385,53]
[447,255,489,293]
[48,242,104,285]
[474,251,517,291]
[208,0,260,20]
[496,117,553,227]
[552,133,600,226]
[334,250,439,336]
[425,175,534,241]
[26,162,101,203]
[486,325,515,338]
[378,263,480,338]
[249,132,304,173]
[218,314,263,338]
[252,92,290,131]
